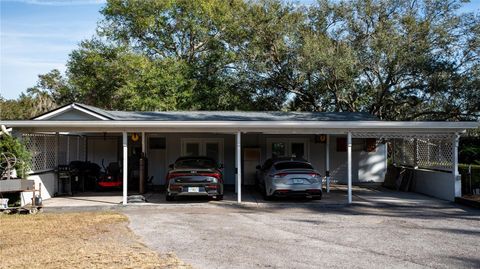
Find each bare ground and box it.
[0,211,191,269]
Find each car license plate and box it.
[188,187,200,192]
[293,178,304,184]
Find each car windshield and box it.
[274,162,313,170]
[175,158,216,169]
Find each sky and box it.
[1,0,479,100]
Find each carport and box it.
[2,103,477,205]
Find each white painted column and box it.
[347,132,352,204]
[122,131,128,205]
[236,131,242,203]
[453,133,461,198]
[66,136,70,164]
[141,132,146,153]
[325,134,330,193]
[55,132,59,167]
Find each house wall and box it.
[242,134,387,184]
[22,172,56,205]
[411,169,458,201]
[87,136,120,168]
[23,132,388,201]
[329,135,387,183]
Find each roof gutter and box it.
[1,120,478,130]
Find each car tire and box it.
[311,194,322,200]
[165,193,174,201]
[214,195,224,201]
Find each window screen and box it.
[149,137,166,149]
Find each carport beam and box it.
[347,132,352,204]
[141,132,146,154]
[453,133,461,197]
[123,131,128,205]
[325,134,330,193]
[236,131,242,203]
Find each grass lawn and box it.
[0,211,191,269]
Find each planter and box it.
[0,179,35,193]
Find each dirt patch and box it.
[463,195,480,202]
[0,211,191,269]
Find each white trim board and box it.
[33,104,110,121]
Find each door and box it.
[266,138,309,160]
[147,136,166,185]
[181,138,224,164]
[244,148,261,185]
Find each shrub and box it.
[0,134,31,178]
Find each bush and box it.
[460,164,480,194]
[0,134,31,178]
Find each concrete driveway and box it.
[124,189,480,269]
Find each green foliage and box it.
[1,0,478,120]
[0,134,31,179]
[460,136,480,165]
[459,164,480,189]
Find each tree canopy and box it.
[1,0,479,121]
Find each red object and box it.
[307,189,322,193]
[98,180,122,188]
[166,171,223,182]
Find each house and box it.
[2,103,478,204]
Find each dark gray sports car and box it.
[165,156,224,201]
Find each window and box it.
[272,142,286,158]
[149,137,166,149]
[267,138,309,160]
[185,143,200,156]
[205,142,219,160]
[291,143,305,158]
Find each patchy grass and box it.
[0,211,191,269]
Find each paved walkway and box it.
[42,185,351,209]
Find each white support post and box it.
[66,136,70,164]
[236,131,242,203]
[55,132,59,167]
[122,132,128,205]
[347,132,352,204]
[453,133,461,198]
[325,134,330,193]
[141,132,146,154]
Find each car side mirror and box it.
[168,164,174,169]
[256,165,261,170]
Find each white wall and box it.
[22,172,56,205]
[412,169,458,201]
[329,135,387,183]
[87,137,119,168]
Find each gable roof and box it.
[33,103,114,120]
[33,103,379,122]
